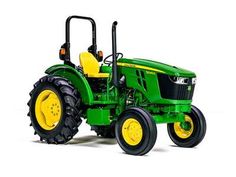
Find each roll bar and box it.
[60,15,97,62]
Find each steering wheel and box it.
[103,53,123,66]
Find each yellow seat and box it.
[79,52,109,78]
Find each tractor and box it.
[28,15,206,155]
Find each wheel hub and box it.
[174,115,194,139]
[122,118,143,146]
[35,90,62,130]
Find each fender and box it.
[45,64,94,105]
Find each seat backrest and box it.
[79,52,99,74]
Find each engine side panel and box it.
[118,65,161,103]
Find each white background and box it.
[0,0,235,176]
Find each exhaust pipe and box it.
[112,21,119,88]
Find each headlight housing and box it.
[192,77,197,85]
[158,74,195,100]
[169,76,196,85]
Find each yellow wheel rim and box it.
[35,89,62,130]
[122,118,143,146]
[174,115,194,139]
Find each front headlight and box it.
[192,77,197,85]
[169,76,189,85]
[169,76,196,85]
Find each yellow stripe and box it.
[117,62,165,73]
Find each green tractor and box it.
[28,16,206,155]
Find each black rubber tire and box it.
[27,75,82,144]
[115,107,157,155]
[167,105,206,147]
[91,121,116,138]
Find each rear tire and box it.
[167,105,206,147]
[28,75,82,144]
[115,107,157,155]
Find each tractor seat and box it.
[79,52,109,78]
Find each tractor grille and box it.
[157,74,195,100]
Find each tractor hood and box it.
[117,58,196,77]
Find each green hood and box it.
[117,58,196,77]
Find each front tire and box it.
[167,105,206,147]
[28,75,82,144]
[115,107,157,155]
